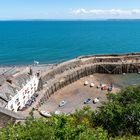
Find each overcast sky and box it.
[1,0,140,19]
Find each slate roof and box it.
[0,72,31,108]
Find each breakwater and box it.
[36,53,140,107]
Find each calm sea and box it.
[0,20,140,65]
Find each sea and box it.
[0,20,140,66]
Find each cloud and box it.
[72,8,140,16]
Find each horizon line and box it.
[1,18,140,21]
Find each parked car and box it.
[59,100,66,107]
[31,96,36,101]
[25,100,32,106]
[84,98,91,104]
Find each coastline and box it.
[0,51,139,66]
[0,63,57,75]
[0,52,140,120]
[0,51,140,76]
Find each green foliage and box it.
[92,84,140,136]
[1,85,140,139]
[0,108,108,140]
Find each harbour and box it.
[0,52,140,127]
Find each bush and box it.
[1,85,140,139]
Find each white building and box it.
[0,71,39,112]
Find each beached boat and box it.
[90,83,95,87]
[54,110,61,115]
[39,110,52,117]
[84,81,89,85]
[93,98,99,104]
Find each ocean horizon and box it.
[0,20,140,66]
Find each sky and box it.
[0,0,140,19]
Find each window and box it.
[23,100,26,104]
[15,98,19,104]
[10,104,13,109]
[17,102,20,106]
[25,90,27,94]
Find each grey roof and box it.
[12,73,30,90]
[0,98,7,108]
[0,75,6,86]
[0,107,25,120]
[0,73,31,109]
[0,83,16,102]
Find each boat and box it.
[90,83,95,87]
[93,98,99,104]
[39,110,52,117]
[84,81,89,85]
[54,110,61,115]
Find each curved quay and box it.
[36,53,140,108]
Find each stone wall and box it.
[0,112,15,127]
[36,60,140,108]
[0,107,25,128]
[42,53,140,82]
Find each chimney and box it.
[29,67,33,76]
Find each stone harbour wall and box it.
[36,53,140,107]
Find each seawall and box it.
[36,53,140,108]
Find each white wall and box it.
[6,75,39,112]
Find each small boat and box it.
[90,83,95,87]
[101,86,108,90]
[84,81,89,85]
[101,84,106,87]
[93,98,99,104]
[40,111,52,117]
[55,110,61,115]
